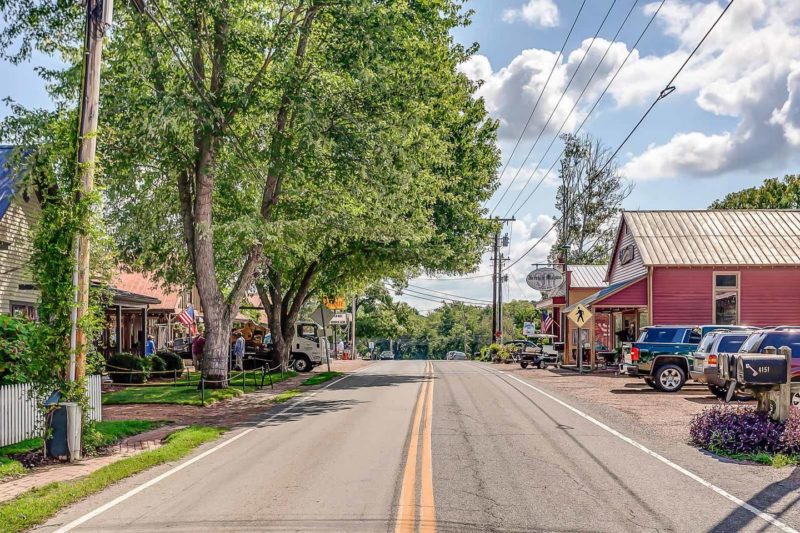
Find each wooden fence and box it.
[0,374,102,447]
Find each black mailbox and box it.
[735,355,788,386]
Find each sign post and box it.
[567,304,593,373]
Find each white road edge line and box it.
[53,365,372,533]
[488,368,798,533]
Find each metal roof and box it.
[565,275,646,313]
[569,265,609,288]
[623,210,800,266]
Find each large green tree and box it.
[711,175,800,209]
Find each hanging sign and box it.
[323,297,346,311]
[526,267,565,294]
[523,321,536,337]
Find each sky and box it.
[1,0,799,313]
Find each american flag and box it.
[542,311,554,333]
[177,305,197,335]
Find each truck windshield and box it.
[696,335,716,353]
[638,328,686,343]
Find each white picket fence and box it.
[0,374,102,447]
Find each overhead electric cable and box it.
[406,284,491,304]
[503,0,737,265]
[492,0,618,216]
[390,285,491,305]
[488,0,588,215]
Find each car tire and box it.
[520,361,528,369]
[654,364,686,393]
[293,355,312,373]
[644,378,656,389]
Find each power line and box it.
[507,0,667,218]
[386,286,485,308]
[503,0,737,267]
[406,284,491,304]
[502,0,642,217]
[488,0,588,215]
[389,285,490,305]
[416,273,494,281]
[493,0,618,217]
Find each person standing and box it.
[192,326,206,371]
[145,335,156,358]
[337,340,345,358]
[233,331,245,371]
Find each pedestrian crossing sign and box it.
[567,304,592,328]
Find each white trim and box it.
[713,271,740,325]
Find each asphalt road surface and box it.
[40,360,800,532]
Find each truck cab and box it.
[620,325,751,392]
[289,321,327,372]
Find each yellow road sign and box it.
[323,297,346,311]
[567,303,592,328]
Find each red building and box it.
[567,210,800,366]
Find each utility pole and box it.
[490,218,514,344]
[498,243,508,344]
[351,296,357,359]
[70,0,112,383]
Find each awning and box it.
[535,298,553,310]
[565,275,647,313]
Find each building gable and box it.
[607,215,646,284]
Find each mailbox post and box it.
[724,346,793,421]
[775,346,792,422]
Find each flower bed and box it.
[690,405,800,466]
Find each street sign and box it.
[323,297,346,311]
[567,304,592,328]
[329,312,351,325]
[310,307,334,327]
[526,267,564,294]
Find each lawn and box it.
[273,389,301,403]
[301,371,343,387]
[0,420,160,481]
[0,426,225,533]
[103,371,298,406]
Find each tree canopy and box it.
[711,174,800,209]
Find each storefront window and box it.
[594,314,611,351]
[714,272,739,325]
[638,310,649,329]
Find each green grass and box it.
[103,371,298,406]
[301,371,343,386]
[0,420,160,481]
[709,447,800,468]
[273,389,301,403]
[0,426,224,533]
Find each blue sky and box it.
[2,0,799,312]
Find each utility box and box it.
[735,355,788,386]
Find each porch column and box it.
[141,307,148,356]
[116,305,123,355]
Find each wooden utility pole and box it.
[69,0,111,381]
[491,231,498,343]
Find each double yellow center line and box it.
[395,360,436,533]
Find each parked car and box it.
[447,351,467,360]
[516,334,559,369]
[379,350,395,360]
[169,336,193,358]
[715,327,800,406]
[690,330,754,398]
[620,325,753,392]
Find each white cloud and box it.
[503,0,560,28]
[618,0,800,180]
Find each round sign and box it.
[526,267,565,292]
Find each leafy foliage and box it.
[690,405,800,456]
[148,355,167,373]
[711,174,800,209]
[107,354,150,384]
[549,134,632,265]
[155,350,184,372]
[0,315,37,385]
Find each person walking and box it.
[192,326,206,371]
[233,331,245,371]
[145,335,156,358]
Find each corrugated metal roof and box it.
[624,210,800,266]
[569,265,609,288]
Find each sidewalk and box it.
[0,425,179,504]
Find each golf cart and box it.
[517,334,560,369]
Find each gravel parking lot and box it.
[501,364,753,444]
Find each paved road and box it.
[40,360,800,532]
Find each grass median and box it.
[103,371,298,406]
[301,371,343,387]
[0,425,225,533]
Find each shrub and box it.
[0,314,36,385]
[106,354,150,384]
[148,355,167,373]
[690,405,800,456]
[483,343,512,363]
[156,350,184,372]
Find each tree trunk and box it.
[202,312,232,388]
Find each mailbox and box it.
[735,355,788,386]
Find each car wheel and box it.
[520,361,528,369]
[654,364,686,393]
[293,355,312,373]
[644,378,656,389]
